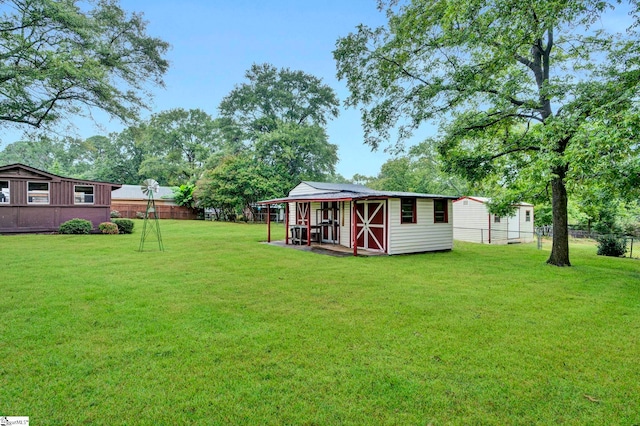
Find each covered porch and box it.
[258,193,388,257]
[264,240,387,257]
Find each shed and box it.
[0,163,120,233]
[111,185,197,220]
[259,181,457,256]
[452,196,534,244]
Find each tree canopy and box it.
[218,63,340,138]
[0,0,169,132]
[335,0,640,266]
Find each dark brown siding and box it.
[0,164,118,233]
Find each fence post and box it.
[537,229,542,250]
[480,229,484,244]
[631,237,634,259]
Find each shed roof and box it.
[111,184,176,200]
[259,182,458,204]
[300,181,374,193]
[0,163,121,189]
[454,196,534,207]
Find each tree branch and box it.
[489,144,541,161]
[375,53,430,85]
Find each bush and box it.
[59,218,93,234]
[136,211,146,219]
[110,210,121,218]
[99,222,119,234]
[112,218,135,234]
[596,235,627,257]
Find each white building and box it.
[453,196,534,244]
[259,181,457,256]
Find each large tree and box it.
[367,150,469,196]
[335,0,640,266]
[195,154,287,221]
[0,0,169,132]
[253,121,338,189]
[138,108,219,185]
[218,63,340,139]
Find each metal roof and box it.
[455,196,534,207]
[111,184,176,200]
[259,187,458,204]
[301,181,374,192]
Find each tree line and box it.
[0,63,344,219]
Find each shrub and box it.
[112,218,135,234]
[110,210,121,218]
[99,222,119,234]
[596,235,627,257]
[136,211,146,219]
[59,218,93,234]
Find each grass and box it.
[1,220,639,424]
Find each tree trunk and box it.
[547,173,571,266]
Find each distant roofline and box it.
[0,163,121,189]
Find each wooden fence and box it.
[111,203,197,220]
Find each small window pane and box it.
[494,216,501,223]
[401,198,416,223]
[75,185,94,204]
[28,182,49,204]
[0,181,8,204]
[434,199,448,223]
[525,210,531,222]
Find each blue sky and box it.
[1,1,634,178]
[1,0,397,178]
[124,0,397,179]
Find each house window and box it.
[27,182,49,204]
[434,199,448,223]
[526,210,531,222]
[0,181,9,204]
[75,185,94,204]
[401,198,416,223]
[494,215,501,223]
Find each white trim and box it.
[74,184,95,205]
[27,181,49,204]
[0,180,9,204]
[356,201,386,252]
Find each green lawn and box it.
[1,220,639,424]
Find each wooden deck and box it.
[265,240,387,257]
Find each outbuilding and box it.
[111,184,197,220]
[452,196,534,244]
[0,163,120,233]
[259,181,457,256]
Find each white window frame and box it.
[0,180,9,204]
[27,181,50,204]
[74,185,95,205]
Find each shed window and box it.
[28,182,49,204]
[525,210,531,222]
[494,215,501,223]
[434,199,448,223]
[401,198,416,223]
[75,185,94,204]
[0,181,8,204]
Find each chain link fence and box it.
[536,226,638,259]
[454,226,638,259]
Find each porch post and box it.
[352,200,358,256]
[285,203,289,244]
[306,202,311,246]
[266,204,271,243]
